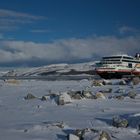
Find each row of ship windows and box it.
[102,59,140,63]
[99,62,133,68]
[103,56,134,60]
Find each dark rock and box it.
[82,90,94,99]
[99,131,111,140]
[68,91,83,99]
[49,93,58,99]
[54,122,65,128]
[82,128,96,139]
[112,116,128,128]
[24,129,28,133]
[115,95,124,100]
[102,80,112,85]
[127,91,137,99]
[24,93,36,100]
[137,124,140,134]
[119,80,127,85]
[91,80,103,86]
[58,98,65,105]
[132,77,140,85]
[73,94,82,100]
[74,129,84,138]
[69,128,99,140]
[99,88,112,93]
[41,95,50,101]
[115,88,125,94]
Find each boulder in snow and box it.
[91,80,103,87]
[73,128,99,140]
[95,92,106,99]
[137,124,140,134]
[99,88,112,93]
[99,131,111,140]
[82,90,94,99]
[24,93,36,100]
[41,95,50,101]
[127,91,137,99]
[131,77,140,85]
[51,121,65,128]
[82,128,98,140]
[112,116,128,128]
[102,80,112,85]
[68,91,83,100]
[115,88,125,94]
[57,92,72,105]
[74,129,84,139]
[119,80,127,85]
[115,95,124,100]
[67,134,80,140]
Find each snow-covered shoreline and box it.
[0,78,140,140]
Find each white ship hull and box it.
[96,68,140,79]
[95,54,140,79]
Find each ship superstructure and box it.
[95,54,140,79]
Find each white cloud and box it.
[119,26,139,34]
[30,29,50,33]
[0,35,140,66]
[0,9,46,31]
[0,9,45,20]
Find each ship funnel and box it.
[135,53,140,59]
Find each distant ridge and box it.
[1,61,97,77]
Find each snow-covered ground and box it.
[0,78,140,140]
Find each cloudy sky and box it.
[0,0,140,67]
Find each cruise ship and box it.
[95,53,140,79]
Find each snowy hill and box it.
[2,61,97,77]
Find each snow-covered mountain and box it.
[2,61,97,77]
